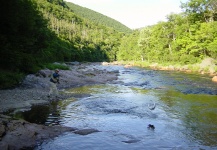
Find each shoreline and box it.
[0,62,119,149]
[108,59,217,82]
[113,59,217,76]
[0,61,216,149]
[1,60,216,114]
[0,62,119,113]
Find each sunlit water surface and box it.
[15,65,217,150]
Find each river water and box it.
[17,64,217,149]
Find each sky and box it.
[65,0,189,29]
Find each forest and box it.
[66,2,132,33]
[117,0,217,64]
[0,0,128,88]
[0,0,217,89]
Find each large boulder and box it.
[0,116,76,149]
[200,58,216,68]
[212,76,217,82]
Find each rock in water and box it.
[147,124,155,129]
[122,139,140,143]
[74,129,100,135]
[148,102,156,110]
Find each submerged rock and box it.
[74,129,100,135]
[122,139,140,143]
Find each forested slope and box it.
[66,2,132,33]
[0,0,126,88]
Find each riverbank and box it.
[0,62,119,113]
[0,62,119,149]
[1,59,216,113]
[0,61,216,149]
[110,58,217,81]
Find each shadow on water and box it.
[9,65,217,149]
[12,98,77,126]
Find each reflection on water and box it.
[13,98,77,126]
[156,90,217,147]
[13,65,217,149]
[14,105,50,124]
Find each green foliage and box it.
[179,54,199,64]
[0,70,24,89]
[48,0,68,8]
[0,0,71,73]
[66,2,132,33]
[1,0,217,89]
[37,0,125,62]
[0,0,128,88]
[117,31,140,61]
[117,0,217,66]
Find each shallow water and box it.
[15,65,217,149]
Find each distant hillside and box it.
[0,0,126,88]
[66,2,132,33]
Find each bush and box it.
[179,55,199,65]
[0,70,24,89]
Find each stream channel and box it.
[14,64,217,149]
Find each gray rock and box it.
[74,129,100,135]
[66,61,80,65]
[122,139,140,143]
[0,118,76,149]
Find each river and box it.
[15,64,217,150]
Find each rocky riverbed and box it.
[0,62,119,149]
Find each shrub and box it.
[0,70,24,89]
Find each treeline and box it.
[117,0,217,65]
[0,0,64,88]
[40,0,130,61]
[66,2,132,34]
[0,0,127,88]
[35,0,127,62]
[1,0,217,89]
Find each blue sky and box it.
[65,0,189,29]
